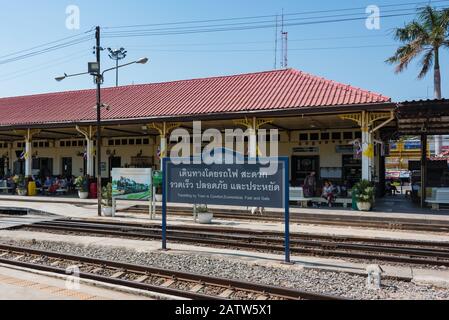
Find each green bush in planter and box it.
[101,183,113,207]
[196,204,209,213]
[352,180,375,205]
[75,176,89,192]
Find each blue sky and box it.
[1,0,448,101]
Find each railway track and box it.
[119,205,449,233]
[0,244,339,300]
[23,218,449,267]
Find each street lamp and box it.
[108,47,127,87]
[55,27,148,217]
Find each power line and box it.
[0,35,93,66]
[0,30,93,61]
[103,0,449,30]
[103,8,449,38]
[130,44,396,54]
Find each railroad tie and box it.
[218,289,235,299]
[190,284,204,293]
[111,271,125,279]
[135,275,149,283]
[50,260,62,267]
[161,279,176,288]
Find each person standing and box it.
[303,171,317,197]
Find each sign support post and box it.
[283,157,291,264]
[162,157,168,250]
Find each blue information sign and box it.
[161,155,291,263]
[166,161,286,209]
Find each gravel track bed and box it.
[1,238,449,300]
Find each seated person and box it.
[339,180,351,198]
[44,177,52,188]
[386,182,398,196]
[322,181,336,207]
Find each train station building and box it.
[0,68,404,194]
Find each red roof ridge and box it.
[288,68,390,101]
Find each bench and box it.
[0,180,14,194]
[426,188,449,210]
[289,187,352,208]
[56,188,68,196]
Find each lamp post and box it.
[108,47,127,87]
[55,26,148,216]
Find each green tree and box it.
[386,5,449,100]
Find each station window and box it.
[77,140,83,147]
[299,133,308,141]
[354,132,362,139]
[310,133,319,141]
[33,142,38,148]
[143,138,150,145]
[60,141,65,147]
[39,142,45,148]
[343,132,353,140]
[122,139,128,146]
[129,139,135,145]
[332,132,342,140]
[115,139,121,146]
[320,132,330,140]
[108,140,114,146]
[136,138,142,145]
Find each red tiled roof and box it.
[0,69,391,127]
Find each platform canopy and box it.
[396,99,449,135]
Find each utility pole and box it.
[95,26,102,217]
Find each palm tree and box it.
[386,5,449,100]
[387,5,449,156]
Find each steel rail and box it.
[0,244,341,300]
[23,220,449,267]
[121,206,449,233]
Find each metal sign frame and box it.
[161,156,291,263]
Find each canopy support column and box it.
[421,134,428,208]
[76,126,96,177]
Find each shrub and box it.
[101,183,113,207]
[75,176,89,192]
[352,180,375,204]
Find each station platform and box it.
[0,264,151,300]
[1,194,449,223]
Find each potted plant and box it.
[352,180,375,211]
[101,183,114,217]
[153,171,163,202]
[195,204,213,224]
[13,175,27,196]
[75,176,89,199]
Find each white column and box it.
[25,140,32,177]
[249,117,257,158]
[160,136,167,170]
[361,131,372,181]
[86,139,94,177]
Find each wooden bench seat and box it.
[0,181,13,194]
[426,188,449,210]
[289,188,351,208]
